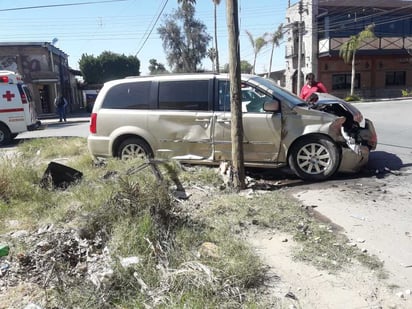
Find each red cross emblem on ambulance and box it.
[2,91,15,102]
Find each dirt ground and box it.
[246,156,412,308]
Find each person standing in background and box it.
[300,73,327,100]
[54,94,68,122]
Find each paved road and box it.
[355,99,412,164]
[289,99,412,294]
[16,115,90,140]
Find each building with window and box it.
[284,0,412,98]
[0,42,82,117]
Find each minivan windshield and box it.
[248,76,307,107]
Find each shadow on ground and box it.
[245,150,412,190]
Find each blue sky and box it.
[1,0,294,75]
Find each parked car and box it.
[87,74,377,181]
[0,70,40,145]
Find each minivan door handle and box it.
[216,118,231,123]
[195,118,211,122]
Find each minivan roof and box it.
[108,73,257,85]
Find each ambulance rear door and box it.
[18,83,39,129]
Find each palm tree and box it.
[245,30,267,74]
[207,48,216,71]
[339,24,375,96]
[212,0,221,73]
[265,23,283,78]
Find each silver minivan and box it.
[87,74,377,181]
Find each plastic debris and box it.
[0,244,9,257]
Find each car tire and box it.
[0,124,12,146]
[288,135,341,181]
[116,137,153,160]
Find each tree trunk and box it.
[214,3,220,73]
[351,51,356,96]
[252,54,257,75]
[226,0,245,190]
[268,41,275,77]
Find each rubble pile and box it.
[0,224,112,294]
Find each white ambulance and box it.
[0,70,40,145]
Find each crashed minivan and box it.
[87,74,377,181]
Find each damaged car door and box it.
[213,79,282,163]
[147,79,215,160]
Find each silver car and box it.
[87,74,377,181]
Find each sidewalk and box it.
[38,111,90,125]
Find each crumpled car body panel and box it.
[292,93,377,173]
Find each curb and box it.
[357,97,412,103]
[40,117,90,125]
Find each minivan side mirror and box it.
[263,100,280,112]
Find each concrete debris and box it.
[0,226,112,293]
[24,304,42,309]
[350,214,366,221]
[198,242,219,259]
[120,256,140,268]
[133,271,148,292]
[239,188,255,198]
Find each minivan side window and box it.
[102,81,151,109]
[217,80,272,113]
[158,80,209,110]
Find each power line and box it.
[135,0,169,56]
[312,3,412,34]
[0,0,128,12]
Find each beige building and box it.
[0,42,82,117]
[285,0,412,99]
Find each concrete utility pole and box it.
[297,0,304,94]
[226,0,245,190]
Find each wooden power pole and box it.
[226,0,246,190]
[297,0,304,94]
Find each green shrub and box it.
[344,94,361,102]
[401,89,412,97]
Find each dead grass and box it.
[0,137,386,308]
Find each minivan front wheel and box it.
[288,136,341,181]
[116,137,153,160]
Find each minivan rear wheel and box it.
[288,135,340,181]
[116,137,153,160]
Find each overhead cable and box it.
[0,0,128,12]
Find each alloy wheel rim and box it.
[296,143,331,175]
[122,144,146,160]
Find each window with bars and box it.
[385,71,406,86]
[332,73,360,90]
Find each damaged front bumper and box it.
[338,118,377,173]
